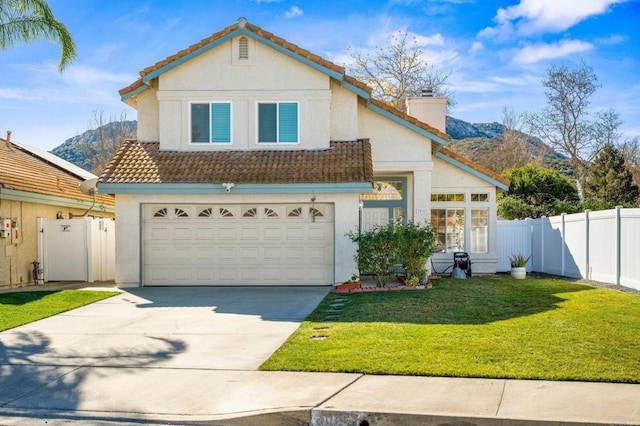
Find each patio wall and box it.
[497,207,640,290]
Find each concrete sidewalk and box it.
[0,286,638,425]
[1,370,639,425]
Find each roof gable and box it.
[118,19,446,144]
[118,18,509,191]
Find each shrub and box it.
[347,223,398,287]
[395,221,437,284]
[348,221,437,287]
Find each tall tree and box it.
[620,137,640,189]
[475,108,536,174]
[348,30,452,112]
[524,60,618,189]
[584,143,639,210]
[498,164,581,219]
[0,0,76,71]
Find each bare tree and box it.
[620,137,640,189]
[524,60,614,188]
[475,108,535,174]
[80,110,135,175]
[348,31,453,112]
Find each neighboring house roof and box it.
[0,138,115,206]
[118,19,448,146]
[100,140,374,186]
[12,141,97,181]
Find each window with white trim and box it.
[470,208,489,253]
[191,102,232,144]
[431,209,465,253]
[257,102,298,143]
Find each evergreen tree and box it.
[584,143,639,210]
[498,164,581,219]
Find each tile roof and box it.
[99,140,374,186]
[437,147,510,188]
[0,138,115,206]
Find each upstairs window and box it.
[257,102,298,143]
[191,102,232,144]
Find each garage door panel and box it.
[308,226,331,240]
[262,226,282,240]
[240,246,259,261]
[218,227,238,240]
[149,225,172,241]
[285,227,305,240]
[240,227,259,240]
[283,246,306,261]
[195,226,216,239]
[195,268,215,281]
[143,203,334,286]
[146,245,171,263]
[173,247,193,263]
[307,246,330,261]
[172,226,192,240]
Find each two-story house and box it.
[100,18,509,287]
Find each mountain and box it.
[445,116,570,175]
[51,120,137,172]
[49,117,567,175]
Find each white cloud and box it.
[415,33,444,46]
[595,34,627,45]
[284,6,303,18]
[470,41,484,52]
[481,0,628,38]
[512,40,594,64]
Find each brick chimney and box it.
[406,89,447,134]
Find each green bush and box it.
[348,223,398,287]
[395,221,437,284]
[348,221,437,287]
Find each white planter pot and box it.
[511,267,527,279]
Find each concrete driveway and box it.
[0,286,358,424]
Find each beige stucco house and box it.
[0,134,115,288]
[101,18,509,287]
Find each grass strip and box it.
[0,290,120,332]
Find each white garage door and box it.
[142,203,334,286]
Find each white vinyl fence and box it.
[37,217,115,283]
[497,207,640,290]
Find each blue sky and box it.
[1,0,639,151]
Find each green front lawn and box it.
[0,290,120,332]
[260,278,640,383]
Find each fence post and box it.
[584,210,590,280]
[561,213,566,277]
[540,216,545,273]
[616,206,622,286]
[526,218,532,272]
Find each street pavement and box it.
[0,285,638,425]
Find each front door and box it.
[360,177,407,230]
[361,208,389,232]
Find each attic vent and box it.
[238,36,249,60]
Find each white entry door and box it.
[142,203,334,286]
[362,207,390,232]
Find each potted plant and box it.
[508,253,530,279]
[335,273,361,291]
